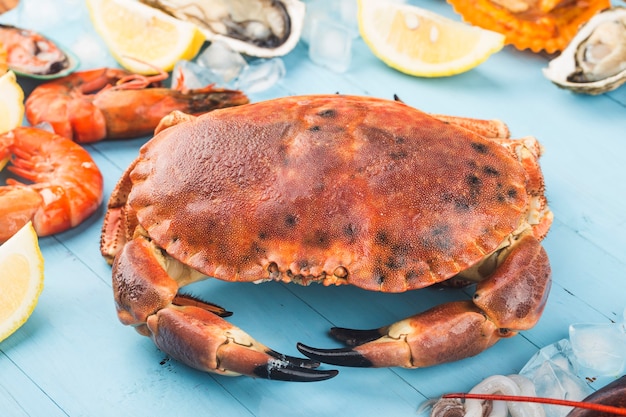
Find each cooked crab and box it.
[100,95,553,381]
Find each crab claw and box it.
[298,234,551,369]
[112,236,337,382]
[148,305,338,382]
[298,301,502,368]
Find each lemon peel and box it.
[358,0,505,77]
[0,222,45,343]
[0,70,25,134]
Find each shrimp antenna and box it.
[441,393,626,416]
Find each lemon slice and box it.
[0,70,25,134]
[358,0,505,77]
[86,0,205,74]
[0,222,45,343]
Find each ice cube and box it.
[308,18,353,73]
[196,41,247,84]
[520,339,592,417]
[302,0,359,45]
[569,322,626,377]
[172,60,222,90]
[235,58,286,93]
[71,32,115,70]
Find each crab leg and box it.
[113,236,338,381]
[297,233,551,369]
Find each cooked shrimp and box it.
[25,67,249,143]
[0,126,103,243]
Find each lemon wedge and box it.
[0,222,45,343]
[0,70,25,134]
[358,0,505,77]
[86,0,205,74]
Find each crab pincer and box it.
[111,234,337,382]
[297,233,551,369]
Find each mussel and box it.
[543,7,626,95]
[0,24,77,78]
[140,0,305,57]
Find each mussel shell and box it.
[543,7,626,95]
[0,24,79,79]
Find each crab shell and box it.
[120,95,546,293]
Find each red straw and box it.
[442,393,626,416]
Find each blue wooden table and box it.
[2,1,625,416]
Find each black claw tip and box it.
[329,327,382,346]
[253,363,338,382]
[266,349,321,369]
[296,343,374,368]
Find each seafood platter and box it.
[1,0,625,416]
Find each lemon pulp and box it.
[358,0,505,77]
[0,222,45,343]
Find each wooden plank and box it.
[2,0,626,415]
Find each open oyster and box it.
[543,7,626,95]
[140,0,305,58]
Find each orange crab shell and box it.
[125,95,533,294]
[446,0,611,53]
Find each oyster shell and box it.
[140,0,305,58]
[543,7,626,95]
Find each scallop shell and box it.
[543,7,626,95]
[140,0,305,58]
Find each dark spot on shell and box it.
[318,109,336,118]
[309,125,321,132]
[252,242,266,256]
[424,225,452,251]
[343,223,358,243]
[343,223,357,237]
[405,270,418,282]
[258,231,268,240]
[299,259,309,269]
[497,194,506,203]
[471,142,489,154]
[507,188,518,199]
[389,151,407,160]
[467,174,482,187]
[515,302,531,319]
[285,214,298,228]
[373,267,385,285]
[467,174,483,199]
[308,230,330,248]
[483,166,499,176]
[386,244,409,270]
[454,198,470,211]
[395,136,406,144]
[375,231,389,245]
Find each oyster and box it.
[543,7,626,95]
[140,0,305,58]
